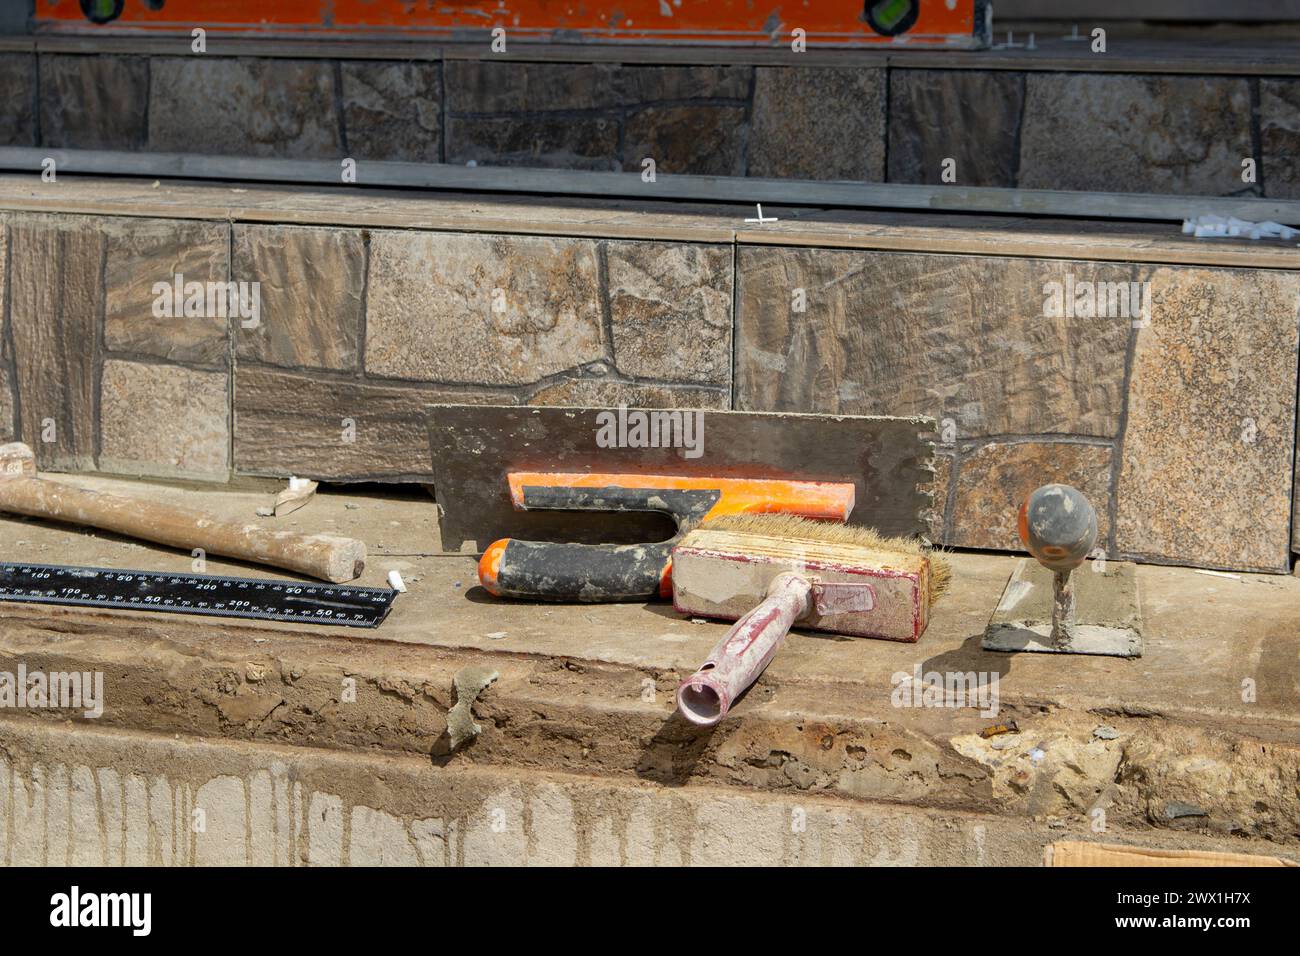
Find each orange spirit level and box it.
[42,1,990,48]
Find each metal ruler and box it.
[0,562,397,629]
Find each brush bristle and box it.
[700,513,951,603]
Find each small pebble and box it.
[1092,725,1119,740]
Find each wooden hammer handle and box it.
[0,476,365,583]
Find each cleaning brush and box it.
[672,513,950,726]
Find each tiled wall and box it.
[1,211,1296,572]
[3,52,1297,196]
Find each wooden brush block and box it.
[671,525,934,642]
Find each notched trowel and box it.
[982,483,1142,658]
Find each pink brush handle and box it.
[677,573,812,726]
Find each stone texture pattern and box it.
[7,215,103,471]
[446,115,620,171]
[1018,74,1253,196]
[445,61,751,174]
[445,61,617,113]
[606,241,732,385]
[735,248,1133,438]
[888,69,1024,187]
[444,60,622,171]
[148,57,340,158]
[341,61,443,162]
[233,225,365,371]
[234,367,511,480]
[614,65,751,104]
[1117,267,1300,572]
[364,231,605,386]
[0,54,36,146]
[39,54,149,150]
[523,377,729,410]
[0,222,9,441]
[103,218,230,368]
[750,67,886,182]
[99,360,230,481]
[1261,79,1300,200]
[622,105,747,176]
[17,52,1294,199]
[0,365,13,443]
[927,451,953,543]
[950,441,1113,551]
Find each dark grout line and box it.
[2,221,20,443]
[1250,76,1266,199]
[356,228,371,381]
[92,233,106,468]
[333,59,350,158]
[1107,268,1144,559]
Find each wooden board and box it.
[1046,841,1298,867]
[427,405,934,552]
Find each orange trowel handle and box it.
[477,473,855,603]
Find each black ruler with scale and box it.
[0,562,397,628]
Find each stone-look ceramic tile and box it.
[927,451,954,544]
[750,67,886,181]
[233,225,365,372]
[606,241,732,386]
[364,231,605,387]
[0,54,36,146]
[1261,79,1300,200]
[103,218,230,368]
[0,218,9,441]
[39,54,148,150]
[1117,267,1300,572]
[148,57,340,158]
[341,61,443,162]
[446,115,620,170]
[444,60,618,113]
[99,360,229,482]
[0,366,13,443]
[1019,74,1252,196]
[234,366,514,480]
[7,215,102,471]
[444,62,750,173]
[950,441,1113,552]
[524,376,730,410]
[0,215,6,345]
[622,104,747,176]
[613,65,751,104]
[735,247,1132,438]
[888,69,1023,188]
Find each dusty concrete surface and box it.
[1,476,1298,863]
[3,720,1293,867]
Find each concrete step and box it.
[4,717,1295,867]
[1,478,1297,861]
